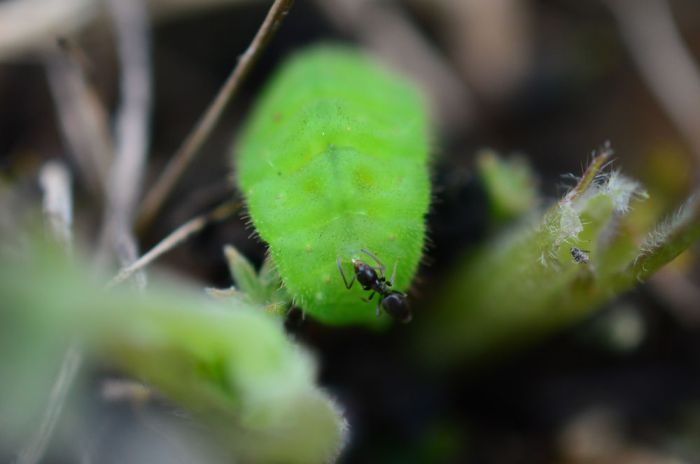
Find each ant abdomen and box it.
[382,292,412,323]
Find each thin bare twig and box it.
[606,0,700,165]
[16,162,77,464]
[107,0,152,227]
[39,161,73,249]
[108,200,241,288]
[96,0,152,288]
[45,42,113,195]
[136,0,295,232]
[16,346,83,464]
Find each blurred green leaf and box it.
[0,238,346,463]
[224,244,265,301]
[619,192,700,285]
[213,244,290,315]
[476,149,538,222]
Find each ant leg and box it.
[361,249,385,275]
[387,259,399,287]
[362,292,375,303]
[336,257,355,289]
[375,300,382,318]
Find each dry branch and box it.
[39,161,73,249]
[45,43,113,195]
[0,0,97,60]
[96,0,153,289]
[109,200,240,288]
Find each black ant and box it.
[336,249,412,323]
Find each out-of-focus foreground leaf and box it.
[476,149,538,223]
[0,237,347,464]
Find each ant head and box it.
[351,258,370,272]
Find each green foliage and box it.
[476,149,538,222]
[0,239,347,463]
[94,286,346,463]
[624,192,700,284]
[235,44,430,326]
[207,244,290,315]
[0,239,82,447]
[416,146,700,366]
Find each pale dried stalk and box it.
[45,45,113,195]
[16,347,83,464]
[0,0,97,60]
[39,161,73,249]
[107,0,153,228]
[97,0,153,289]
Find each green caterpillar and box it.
[235,44,430,325]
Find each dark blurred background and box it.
[2,0,700,462]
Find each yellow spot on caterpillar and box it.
[322,274,331,284]
[388,233,397,241]
[304,244,313,253]
[353,166,375,189]
[303,178,321,194]
[315,291,325,301]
